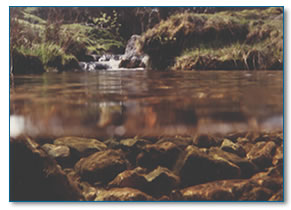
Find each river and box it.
[10,70,283,140]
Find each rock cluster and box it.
[10,131,283,201]
[118,35,149,69]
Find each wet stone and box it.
[225,132,248,142]
[209,147,257,178]
[177,145,240,187]
[108,167,148,190]
[236,137,250,144]
[177,174,283,201]
[247,141,277,170]
[10,137,83,201]
[272,145,283,166]
[193,134,222,148]
[251,173,283,193]
[240,187,273,201]
[220,138,246,157]
[252,132,283,145]
[136,141,182,170]
[177,179,249,201]
[239,142,255,154]
[109,166,180,198]
[95,187,154,201]
[144,166,180,198]
[79,182,97,201]
[156,136,193,149]
[42,144,71,167]
[254,134,270,142]
[54,136,107,159]
[268,189,283,201]
[75,149,129,184]
[267,164,283,177]
[103,138,121,149]
[120,137,152,165]
[120,138,151,149]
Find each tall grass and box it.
[139,8,283,70]
[10,7,125,71]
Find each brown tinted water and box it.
[10,70,283,139]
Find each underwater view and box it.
[10,6,283,201]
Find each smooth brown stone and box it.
[247,141,277,170]
[75,149,128,184]
[54,136,107,158]
[178,145,241,187]
[95,187,154,201]
[137,141,182,170]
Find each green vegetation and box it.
[139,7,283,70]
[10,7,283,72]
[10,7,125,72]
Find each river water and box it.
[10,70,283,140]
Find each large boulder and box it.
[74,149,129,184]
[10,137,83,201]
[119,35,149,68]
[177,145,241,187]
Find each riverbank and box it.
[10,7,283,73]
[10,131,283,201]
[139,7,283,70]
[10,7,125,74]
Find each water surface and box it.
[10,70,283,139]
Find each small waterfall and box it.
[79,35,149,71]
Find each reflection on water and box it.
[10,70,283,139]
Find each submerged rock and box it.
[156,136,193,149]
[136,141,182,170]
[109,166,179,198]
[75,149,129,184]
[10,137,83,201]
[272,144,283,166]
[193,134,221,148]
[209,147,257,178]
[177,145,240,187]
[119,137,152,165]
[175,173,283,201]
[95,187,154,201]
[108,167,148,190]
[54,136,107,159]
[41,144,71,168]
[268,189,283,201]
[143,166,180,198]
[247,141,277,170]
[220,138,246,157]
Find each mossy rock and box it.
[12,50,45,74]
